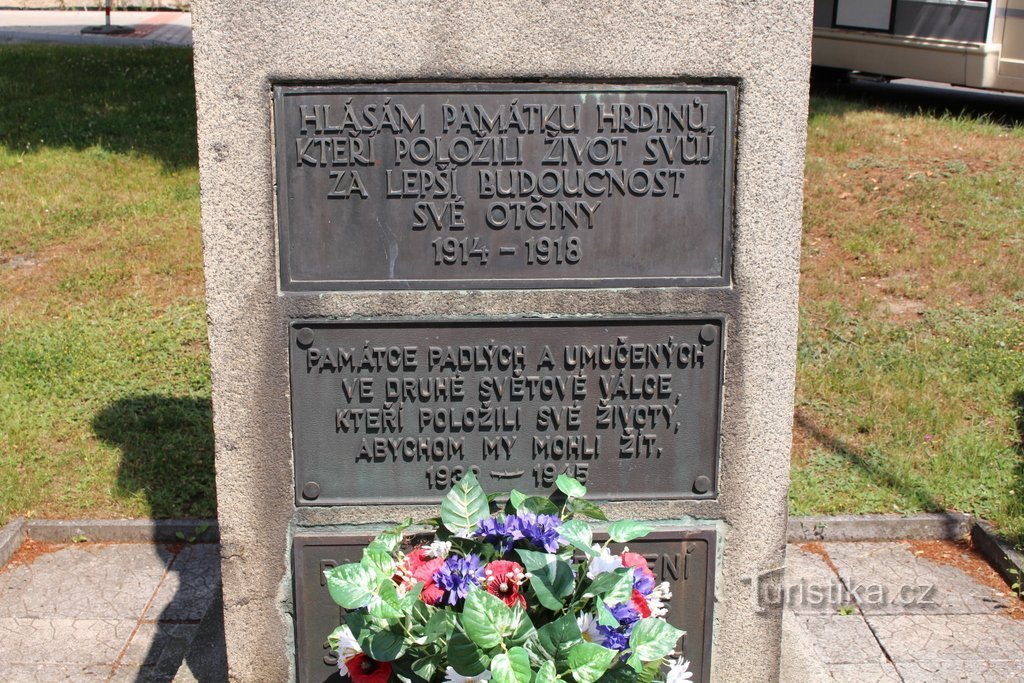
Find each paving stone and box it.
[0,617,136,665]
[824,542,1009,615]
[0,663,111,681]
[823,662,902,682]
[0,544,173,619]
[144,544,220,622]
[869,613,1024,663]
[114,623,198,682]
[784,545,855,615]
[894,659,1024,682]
[791,614,891,665]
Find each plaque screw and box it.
[698,324,717,345]
[693,475,712,494]
[296,327,315,347]
[302,481,321,500]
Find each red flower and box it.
[346,654,392,683]
[631,589,652,619]
[484,560,527,608]
[394,548,446,605]
[621,552,656,582]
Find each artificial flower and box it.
[577,613,606,644]
[333,626,362,676]
[665,657,694,682]
[631,589,653,618]
[483,560,527,607]
[425,540,452,558]
[395,547,446,605]
[622,551,657,595]
[586,545,624,578]
[444,666,492,682]
[647,581,672,618]
[513,510,563,552]
[434,554,486,605]
[345,653,392,683]
[475,515,518,553]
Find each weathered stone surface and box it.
[823,662,902,683]
[868,614,1024,663]
[894,658,1024,682]
[0,617,136,664]
[0,544,170,619]
[825,542,1012,615]
[783,545,855,615]
[791,614,890,665]
[145,544,221,622]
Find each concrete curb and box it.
[0,29,187,47]
[971,519,1024,594]
[787,512,971,542]
[23,518,219,543]
[0,517,26,569]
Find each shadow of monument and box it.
[1011,390,1024,548]
[93,394,226,681]
[794,408,944,513]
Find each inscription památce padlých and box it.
[293,531,715,683]
[289,318,724,505]
[274,83,735,290]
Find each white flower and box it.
[333,626,362,676]
[586,545,624,578]
[444,666,492,682]
[424,540,452,558]
[647,580,673,618]
[576,613,606,645]
[665,657,694,683]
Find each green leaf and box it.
[595,601,618,627]
[536,613,582,663]
[570,499,609,521]
[567,642,618,683]
[520,496,560,516]
[411,656,438,682]
[555,474,588,499]
[516,549,575,611]
[491,647,532,683]
[324,563,377,609]
[509,489,527,509]
[596,664,638,683]
[357,626,406,662]
[375,518,412,552]
[627,618,684,668]
[448,630,490,676]
[636,660,662,683]
[367,580,404,620]
[362,542,396,575]
[462,588,511,650]
[441,471,490,533]
[535,660,559,683]
[607,521,653,544]
[424,608,454,642]
[559,520,595,556]
[585,568,634,606]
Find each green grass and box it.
[0,45,211,522]
[794,92,1024,547]
[1,47,1022,549]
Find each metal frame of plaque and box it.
[288,316,726,506]
[293,529,716,683]
[273,82,735,291]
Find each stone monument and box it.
[192,2,811,680]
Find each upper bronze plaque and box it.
[273,83,735,290]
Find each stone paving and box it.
[0,541,220,682]
[0,9,191,47]
[783,541,1024,682]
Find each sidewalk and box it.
[0,9,191,47]
[2,534,1022,681]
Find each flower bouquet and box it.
[323,472,694,683]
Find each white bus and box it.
[813,0,1024,93]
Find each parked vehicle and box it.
[813,0,1024,93]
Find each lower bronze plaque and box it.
[289,318,724,504]
[293,530,716,683]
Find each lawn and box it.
[0,46,1021,548]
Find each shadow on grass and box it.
[810,77,1024,128]
[794,408,945,513]
[0,44,197,169]
[1011,390,1024,547]
[94,394,215,518]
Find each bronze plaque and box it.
[289,318,724,505]
[273,83,735,290]
[293,530,715,683]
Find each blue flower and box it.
[633,570,656,596]
[512,510,563,553]
[475,516,518,553]
[433,554,485,605]
[596,624,631,651]
[609,601,641,626]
